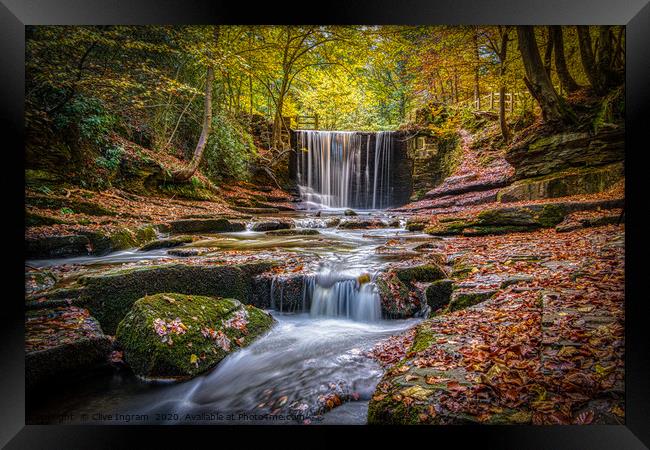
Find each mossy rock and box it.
[25,211,69,227]
[497,163,624,202]
[425,279,454,312]
[250,220,294,232]
[375,271,420,319]
[139,236,194,251]
[115,293,275,379]
[26,195,117,216]
[265,229,320,236]
[168,218,246,234]
[395,264,447,283]
[158,181,216,201]
[446,289,497,312]
[344,209,358,216]
[80,261,277,334]
[476,208,538,226]
[405,220,427,232]
[26,235,91,259]
[338,219,387,229]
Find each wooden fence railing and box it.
[294,115,319,130]
[451,91,534,113]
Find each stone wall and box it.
[499,125,624,202]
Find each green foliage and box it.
[59,207,75,215]
[202,112,257,181]
[95,144,124,171]
[53,95,117,145]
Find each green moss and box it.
[158,181,215,201]
[425,279,454,311]
[535,204,568,227]
[395,264,446,283]
[405,220,426,232]
[139,235,194,251]
[446,290,496,312]
[26,195,116,216]
[115,293,275,379]
[135,224,158,244]
[462,225,536,236]
[25,211,68,226]
[410,325,436,353]
[81,261,277,334]
[108,229,137,250]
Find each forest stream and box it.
[27,209,426,425]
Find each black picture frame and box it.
[2,0,648,447]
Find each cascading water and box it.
[295,130,394,209]
[268,264,382,322]
[308,266,381,322]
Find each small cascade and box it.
[295,130,394,209]
[267,265,382,322]
[308,265,382,322]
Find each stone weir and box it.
[288,130,413,209]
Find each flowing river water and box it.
[28,130,432,425]
[27,209,433,425]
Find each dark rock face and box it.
[26,235,91,259]
[425,279,454,312]
[447,289,497,312]
[168,218,246,234]
[505,127,624,181]
[139,236,194,251]
[25,306,112,389]
[424,199,624,237]
[497,162,624,202]
[251,273,312,311]
[250,220,294,232]
[403,131,462,201]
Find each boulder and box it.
[375,271,421,319]
[167,218,246,234]
[338,219,387,229]
[344,209,358,216]
[26,306,112,388]
[446,289,497,312]
[115,293,274,380]
[139,236,194,251]
[26,235,91,259]
[78,260,277,334]
[250,220,294,232]
[265,229,320,236]
[497,163,624,203]
[505,127,624,181]
[425,279,454,312]
[251,273,312,311]
[395,264,447,283]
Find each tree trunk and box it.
[517,26,571,123]
[550,26,580,93]
[498,27,510,143]
[543,26,554,78]
[172,66,214,182]
[472,29,481,109]
[576,26,599,90]
[595,25,621,91]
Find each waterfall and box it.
[308,266,382,322]
[295,130,394,209]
